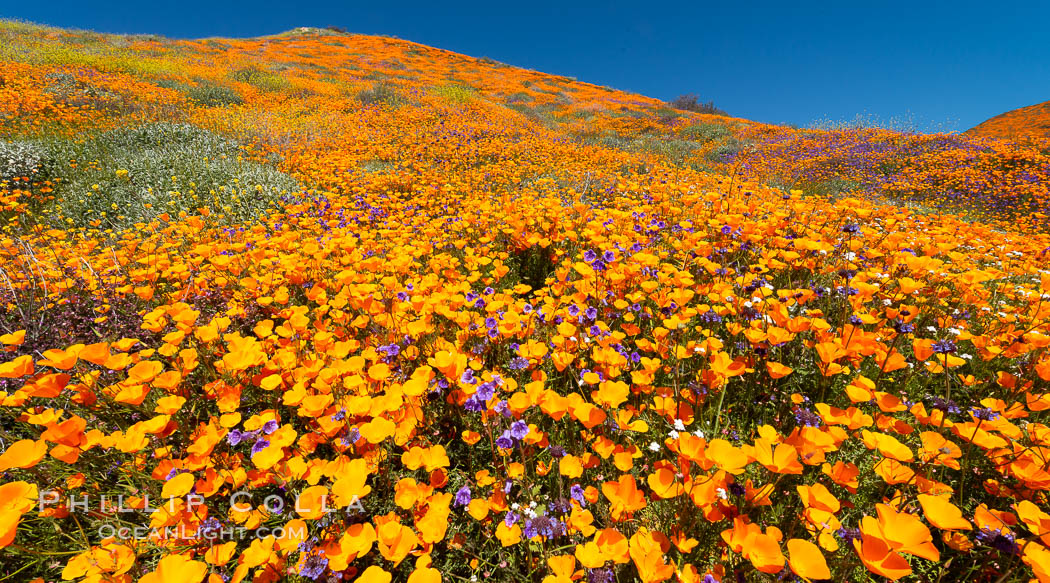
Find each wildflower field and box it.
[4,19,1050,583]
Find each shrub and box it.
[641,137,703,165]
[705,136,746,163]
[507,102,559,128]
[505,92,532,104]
[575,131,704,168]
[433,84,476,105]
[356,81,403,107]
[356,159,394,174]
[668,93,727,116]
[33,122,297,231]
[377,58,406,70]
[152,78,189,92]
[0,141,52,220]
[43,71,139,115]
[800,176,862,197]
[653,107,681,125]
[229,67,289,92]
[183,79,244,107]
[0,141,48,183]
[680,122,731,143]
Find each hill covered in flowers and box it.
[3,19,1050,583]
[969,100,1050,141]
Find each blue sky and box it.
[2,1,1047,132]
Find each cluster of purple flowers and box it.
[508,356,530,370]
[970,407,1000,422]
[894,321,915,334]
[931,339,957,354]
[522,515,566,539]
[297,551,329,580]
[228,419,279,454]
[463,376,502,412]
[292,534,330,579]
[793,408,822,428]
[836,285,860,297]
[582,248,616,271]
[376,343,402,362]
[587,567,615,583]
[464,288,494,310]
[835,527,862,544]
[699,309,723,324]
[340,427,361,448]
[976,527,1018,554]
[927,396,961,414]
[495,421,530,449]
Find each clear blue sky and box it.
[3,1,1048,132]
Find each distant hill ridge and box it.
[967,100,1050,139]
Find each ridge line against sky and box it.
[2,0,1048,132]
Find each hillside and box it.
[4,20,1050,228]
[3,19,1050,583]
[968,100,1050,139]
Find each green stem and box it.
[711,384,728,437]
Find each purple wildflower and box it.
[496,432,514,449]
[510,420,530,440]
[932,339,957,354]
[971,407,999,421]
[836,527,862,544]
[508,356,530,370]
[297,552,328,580]
[976,528,1018,554]
[454,486,472,507]
[474,382,495,402]
[251,439,270,455]
[570,484,586,507]
[227,429,248,446]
